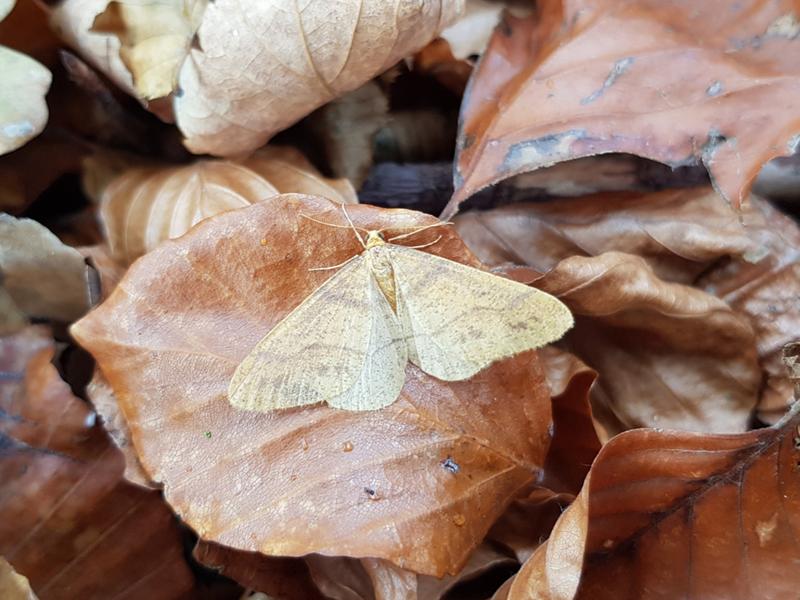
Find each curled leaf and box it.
[173,0,464,155]
[0,327,195,599]
[92,0,207,100]
[497,404,800,600]
[0,214,90,323]
[100,147,355,265]
[72,194,552,576]
[445,1,800,217]
[0,46,50,155]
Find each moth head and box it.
[365,230,387,249]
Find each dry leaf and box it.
[0,46,50,155]
[92,0,207,100]
[228,219,572,412]
[539,252,760,434]
[539,347,602,493]
[0,0,14,22]
[71,194,553,576]
[488,487,573,565]
[307,81,389,188]
[195,542,326,600]
[0,558,37,600]
[457,188,788,431]
[305,543,517,600]
[0,327,196,599]
[0,214,90,323]
[100,147,354,265]
[439,0,518,60]
[784,342,800,400]
[444,1,800,218]
[496,404,800,600]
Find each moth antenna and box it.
[340,204,367,249]
[403,235,442,250]
[309,255,358,272]
[386,221,453,242]
[299,213,369,233]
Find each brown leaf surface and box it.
[71,194,553,577]
[539,347,602,493]
[455,187,800,424]
[445,1,800,217]
[496,404,800,600]
[0,327,195,600]
[0,214,90,323]
[100,147,355,265]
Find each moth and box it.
[228,207,573,412]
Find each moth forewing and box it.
[387,244,573,382]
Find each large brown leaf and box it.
[100,146,356,265]
[444,1,800,218]
[494,403,800,600]
[0,327,196,600]
[455,187,800,424]
[71,194,553,577]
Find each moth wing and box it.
[327,274,408,411]
[228,255,402,411]
[387,245,574,381]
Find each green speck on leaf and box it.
[204,431,212,439]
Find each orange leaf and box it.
[445,1,800,217]
[71,195,553,577]
[497,403,800,600]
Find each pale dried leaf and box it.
[0,558,37,600]
[92,0,207,100]
[0,214,90,322]
[0,286,26,335]
[0,0,14,22]
[174,0,464,156]
[439,0,512,60]
[100,149,355,265]
[0,47,50,155]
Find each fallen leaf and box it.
[445,2,800,218]
[0,327,196,599]
[305,543,518,600]
[0,214,90,323]
[784,343,800,399]
[541,252,760,434]
[0,557,37,600]
[195,542,326,600]
[539,347,602,493]
[439,0,518,61]
[0,0,13,22]
[173,0,463,156]
[488,487,574,564]
[71,194,553,576]
[454,188,789,433]
[496,404,800,600]
[100,147,354,265]
[0,46,50,155]
[92,0,207,100]
[306,81,389,188]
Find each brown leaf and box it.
[0,214,90,323]
[305,543,518,600]
[784,343,800,400]
[0,557,37,600]
[71,194,553,577]
[539,347,602,493]
[0,46,50,155]
[0,327,196,599]
[455,189,789,433]
[195,542,326,600]
[497,404,800,600]
[444,2,800,218]
[100,147,355,265]
[488,487,573,565]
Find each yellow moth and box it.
[228,207,573,412]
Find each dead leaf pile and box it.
[1,0,800,598]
